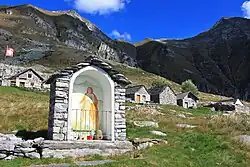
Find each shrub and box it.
[181,79,199,95]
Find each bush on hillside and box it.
[181,79,199,95]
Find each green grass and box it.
[0,89,250,167]
[0,158,74,167]
[0,86,49,132]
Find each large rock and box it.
[177,114,187,119]
[0,141,16,152]
[0,153,7,159]
[132,138,168,150]
[151,131,167,136]
[4,155,17,160]
[133,121,159,128]
[237,135,250,145]
[176,124,197,129]
[15,147,36,153]
[26,152,41,159]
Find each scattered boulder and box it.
[132,138,168,150]
[170,109,176,113]
[126,106,164,115]
[4,155,17,160]
[0,153,7,159]
[133,121,159,128]
[177,114,186,119]
[237,135,250,146]
[151,131,167,136]
[176,124,197,129]
[185,112,193,116]
[26,152,41,159]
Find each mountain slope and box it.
[136,17,250,100]
[0,4,136,66]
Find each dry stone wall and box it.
[48,77,70,141]
[0,134,133,160]
[114,84,126,141]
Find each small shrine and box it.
[45,56,131,141]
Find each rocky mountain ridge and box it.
[0,4,136,67]
[136,17,250,100]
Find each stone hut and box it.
[125,85,150,104]
[148,85,177,105]
[212,98,249,113]
[177,92,199,109]
[45,57,131,142]
[4,68,45,90]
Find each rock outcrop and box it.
[0,5,136,67]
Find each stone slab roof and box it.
[44,56,131,86]
[177,92,199,100]
[8,68,44,81]
[148,85,176,96]
[125,85,146,95]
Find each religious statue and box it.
[72,87,99,138]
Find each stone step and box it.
[31,160,115,167]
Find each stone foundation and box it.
[42,140,132,158]
[0,134,133,160]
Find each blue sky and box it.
[1,0,250,42]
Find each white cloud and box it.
[67,0,131,15]
[242,1,250,18]
[110,30,131,40]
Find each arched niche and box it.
[67,66,115,141]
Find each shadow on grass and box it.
[15,129,48,140]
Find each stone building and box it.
[211,98,249,113]
[125,85,150,104]
[45,57,131,141]
[3,68,45,90]
[148,85,177,105]
[177,92,199,109]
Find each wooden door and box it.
[136,95,141,103]
[184,102,188,108]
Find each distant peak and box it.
[211,17,248,30]
[10,4,98,32]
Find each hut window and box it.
[28,74,32,78]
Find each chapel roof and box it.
[44,56,131,86]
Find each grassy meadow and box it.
[0,87,250,167]
[0,87,49,133]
